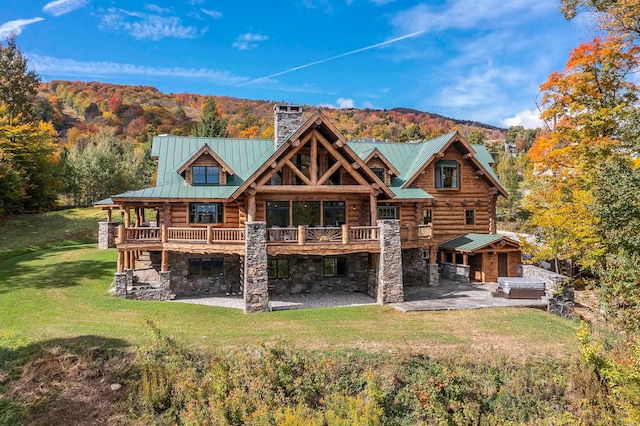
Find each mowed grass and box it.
[0,207,109,261]
[0,238,579,359]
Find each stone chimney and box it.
[274,104,303,150]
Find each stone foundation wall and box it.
[113,269,172,300]
[168,252,242,296]
[268,253,371,295]
[519,264,574,317]
[98,222,119,249]
[402,248,426,286]
[441,262,470,284]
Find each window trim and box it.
[423,209,432,225]
[268,258,290,279]
[434,160,460,189]
[324,257,347,277]
[465,209,475,225]
[188,257,223,277]
[377,205,398,220]
[192,165,220,185]
[189,202,224,224]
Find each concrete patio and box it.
[172,279,548,312]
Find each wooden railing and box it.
[119,223,430,247]
[266,227,298,243]
[125,227,160,241]
[349,226,379,241]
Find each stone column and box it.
[114,272,128,298]
[377,219,403,304]
[159,271,172,300]
[98,222,118,249]
[428,264,440,286]
[243,222,269,313]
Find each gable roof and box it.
[231,110,396,199]
[439,233,520,252]
[176,144,235,176]
[362,148,401,176]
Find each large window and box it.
[377,205,398,220]
[188,257,223,276]
[324,257,347,277]
[323,201,346,226]
[435,160,459,189]
[465,209,475,225]
[266,201,290,227]
[193,166,220,185]
[190,203,223,224]
[293,201,320,226]
[268,258,290,279]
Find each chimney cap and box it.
[274,104,302,113]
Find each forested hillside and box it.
[38,80,506,141]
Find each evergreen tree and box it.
[192,98,229,137]
[0,34,40,125]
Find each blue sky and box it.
[2,0,590,128]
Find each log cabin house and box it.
[96,105,521,312]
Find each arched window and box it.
[435,160,459,188]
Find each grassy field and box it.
[0,208,579,361]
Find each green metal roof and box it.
[93,197,115,206]
[110,130,502,202]
[439,233,508,252]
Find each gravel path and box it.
[172,292,376,310]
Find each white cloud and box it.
[201,9,223,19]
[188,0,205,4]
[43,0,87,17]
[501,109,543,129]
[0,18,44,38]
[28,54,248,85]
[99,8,205,40]
[232,32,268,50]
[144,3,172,14]
[392,0,554,33]
[337,98,355,108]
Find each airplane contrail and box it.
[239,30,425,87]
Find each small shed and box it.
[439,233,521,283]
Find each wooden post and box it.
[161,225,168,243]
[117,251,124,272]
[134,208,140,227]
[130,251,135,270]
[117,225,125,244]
[107,208,112,222]
[124,250,130,269]
[370,192,377,225]
[440,250,446,263]
[161,250,169,272]
[124,209,130,228]
[298,225,306,245]
[430,246,437,263]
[141,208,146,224]
[247,194,256,222]
[463,253,468,266]
[342,224,349,244]
[207,225,213,244]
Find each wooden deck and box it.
[116,224,432,254]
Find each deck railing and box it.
[120,223,431,246]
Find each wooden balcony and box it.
[117,223,431,255]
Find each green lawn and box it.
[0,238,579,360]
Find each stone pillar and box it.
[243,222,269,313]
[377,219,403,304]
[98,222,119,249]
[159,271,172,299]
[114,272,128,298]
[428,264,440,286]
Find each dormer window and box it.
[193,166,220,185]
[435,160,459,189]
[371,168,385,181]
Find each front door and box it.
[498,253,508,277]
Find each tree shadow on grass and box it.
[0,246,114,294]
